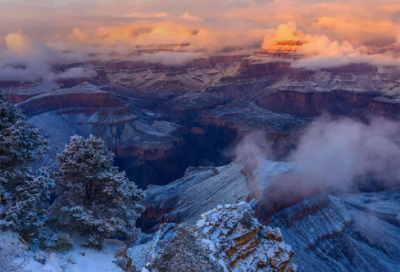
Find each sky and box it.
[1,0,400,78]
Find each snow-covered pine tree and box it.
[0,90,54,238]
[0,90,49,187]
[52,135,145,249]
[1,169,54,234]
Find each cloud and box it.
[233,116,400,200]
[261,21,299,49]
[65,19,265,53]
[230,131,273,163]
[285,116,400,192]
[5,33,34,55]
[180,12,203,22]
[45,67,97,81]
[259,21,400,70]
[0,33,96,82]
[2,0,400,71]
[125,12,167,18]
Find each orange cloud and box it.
[124,12,167,18]
[180,12,203,22]
[5,33,34,55]
[2,0,400,64]
[66,18,266,54]
[259,21,400,70]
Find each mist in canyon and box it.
[233,115,400,197]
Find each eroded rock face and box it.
[258,88,381,117]
[2,81,61,104]
[197,201,297,272]
[367,97,400,117]
[258,89,338,117]
[268,188,400,272]
[16,82,122,117]
[136,202,297,272]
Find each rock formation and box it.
[133,201,297,272]
[197,201,297,272]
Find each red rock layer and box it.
[17,91,124,117]
[367,98,400,116]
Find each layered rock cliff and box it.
[16,82,123,117]
[197,201,297,272]
[132,202,297,272]
[367,97,400,117]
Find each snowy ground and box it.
[0,231,125,272]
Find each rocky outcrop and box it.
[197,201,297,272]
[136,202,297,272]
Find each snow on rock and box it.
[139,201,297,272]
[147,223,178,264]
[198,201,297,272]
[140,157,293,231]
[41,253,62,272]
[127,241,152,272]
[0,230,30,252]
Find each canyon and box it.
[3,47,400,271]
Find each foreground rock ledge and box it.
[135,201,297,272]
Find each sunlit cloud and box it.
[124,12,167,18]
[180,12,203,22]
[1,0,400,70]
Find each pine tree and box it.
[0,91,49,187]
[1,169,54,234]
[0,90,54,237]
[52,135,145,249]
